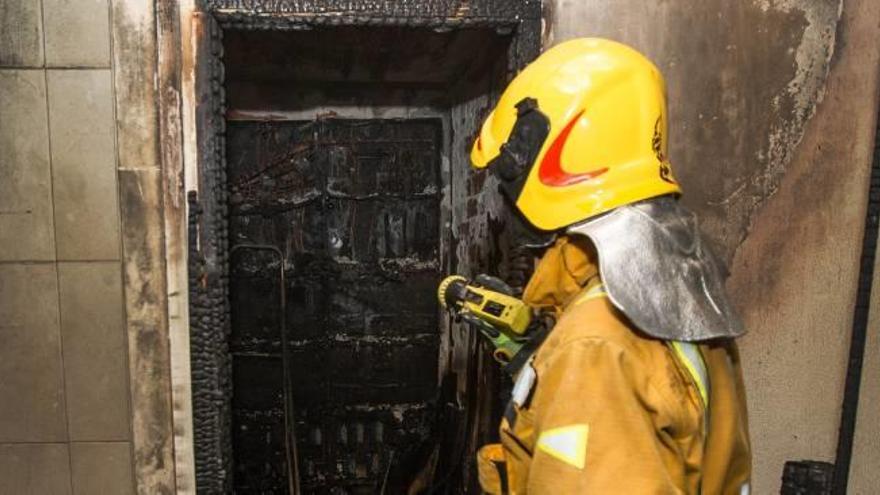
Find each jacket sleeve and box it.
[525,337,684,494]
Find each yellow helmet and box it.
[471,38,681,231]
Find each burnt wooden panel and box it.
[227,119,442,493]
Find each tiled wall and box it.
[0,0,135,493]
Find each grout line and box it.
[0,259,57,265]
[56,258,122,263]
[0,65,111,70]
[69,440,131,446]
[43,65,112,70]
[36,0,75,494]
[0,259,122,264]
[0,440,70,446]
[0,440,131,446]
[118,166,162,172]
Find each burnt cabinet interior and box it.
[210,23,519,494]
[228,120,442,492]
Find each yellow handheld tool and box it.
[438,275,533,364]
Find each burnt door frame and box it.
[186,2,541,493]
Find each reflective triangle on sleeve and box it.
[536,424,589,469]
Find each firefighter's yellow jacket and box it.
[477,236,751,494]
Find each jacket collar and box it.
[522,236,600,315]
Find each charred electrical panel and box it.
[228,120,442,492]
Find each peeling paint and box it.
[546,0,845,265]
[750,0,843,229]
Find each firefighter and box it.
[470,38,752,494]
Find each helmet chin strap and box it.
[504,197,558,250]
[498,197,558,294]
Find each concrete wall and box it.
[0,0,135,493]
[547,0,880,492]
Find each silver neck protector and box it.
[566,196,745,342]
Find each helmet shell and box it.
[472,38,681,231]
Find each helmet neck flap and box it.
[567,196,745,342]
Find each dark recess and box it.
[223,27,514,111]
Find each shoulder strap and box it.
[504,318,552,377]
